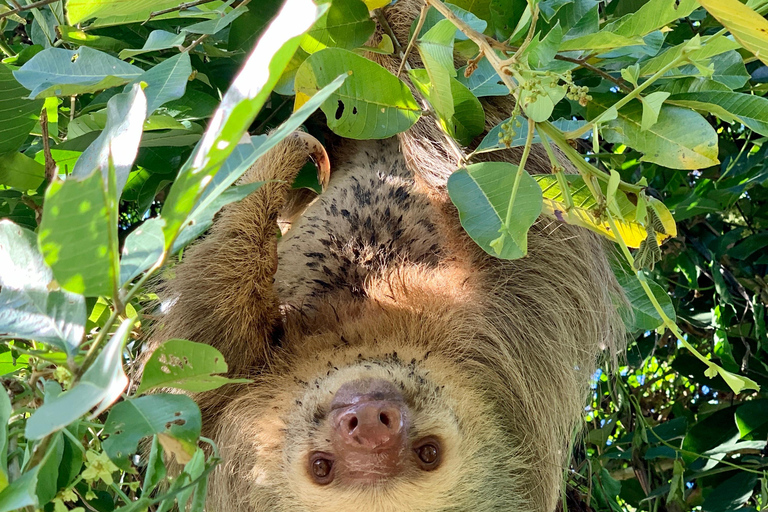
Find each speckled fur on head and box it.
[144,1,628,511]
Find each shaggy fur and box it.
[145,1,627,510]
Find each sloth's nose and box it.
[335,400,405,450]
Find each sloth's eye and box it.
[414,438,441,470]
[309,453,335,485]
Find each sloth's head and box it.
[212,320,533,512]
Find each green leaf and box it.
[417,19,457,122]
[301,0,375,54]
[456,58,507,97]
[668,91,768,138]
[25,317,131,439]
[0,383,10,491]
[0,64,43,155]
[182,5,248,35]
[525,22,563,68]
[735,399,768,438]
[447,162,543,260]
[604,0,698,38]
[558,31,643,51]
[641,91,670,131]
[118,30,185,59]
[518,72,566,122]
[38,171,117,297]
[701,472,758,512]
[66,0,180,24]
[128,52,191,114]
[294,48,420,139]
[639,34,740,77]
[71,83,147,198]
[118,218,165,287]
[417,3,487,41]
[613,265,676,332]
[589,96,719,170]
[143,435,167,494]
[161,0,323,249]
[698,0,768,67]
[474,117,586,155]
[13,47,143,99]
[0,433,62,512]
[0,221,85,355]
[103,394,202,469]
[0,152,45,191]
[410,69,484,145]
[137,339,249,394]
[489,0,527,40]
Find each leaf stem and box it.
[503,117,535,230]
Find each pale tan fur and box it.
[145,2,627,511]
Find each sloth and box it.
[145,1,627,510]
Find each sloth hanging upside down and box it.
[144,1,627,510]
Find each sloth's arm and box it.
[151,133,327,374]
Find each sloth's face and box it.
[271,350,519,511]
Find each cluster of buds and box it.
[562,70,592,106]
[497,117,523,147]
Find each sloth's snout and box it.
[328,379,410,481]
[335,400,405,451]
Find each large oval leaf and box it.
[447,162,543,260]
[589,95,719,169]
[0,221,85,355]
[13,47,142,99]
[103,394,202,469]
[294,48,421,139]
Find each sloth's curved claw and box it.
[295,131,331,191]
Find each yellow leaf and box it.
[698,0,768,66]
[363,0,391,9]
[294,91,311,111]
[535,175,676,248]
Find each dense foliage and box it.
[0,0,766,510]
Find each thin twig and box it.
[424,0,517,93]
[396,1,429,78]
[40,108,57,184]
[145,0,220,21]
[0,0,61,20]
[182,33,208,52]
[554,55,632,92]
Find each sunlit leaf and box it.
[698,0,768,66]
[294,48,420,139]
[137,339,249,394]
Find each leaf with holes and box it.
[294,47,420,139]
[103,394,202,469]
[137,339,250,395]
[160,0,323,249]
